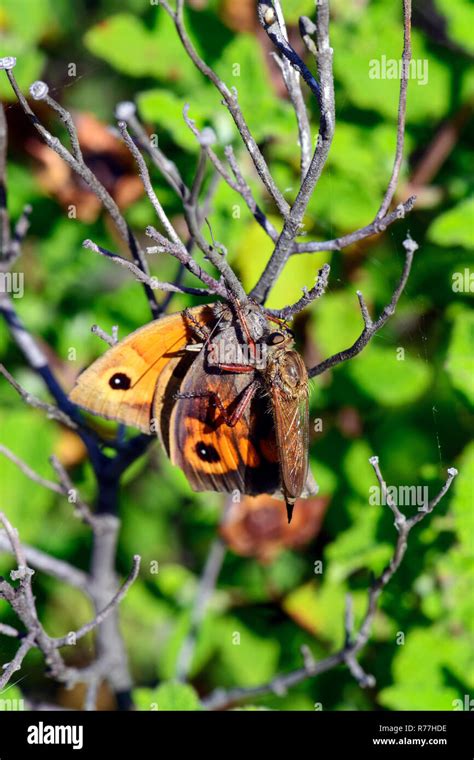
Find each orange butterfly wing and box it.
[170,350,281,495]
[69,305,214,434]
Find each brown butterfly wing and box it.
[270,351,309,500]
[69,305,214,433]
[170,351,280,496]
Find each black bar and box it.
[0,710,472,757]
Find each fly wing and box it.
[270,352,309,500]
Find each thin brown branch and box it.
[52,555,141,647]
[376,0,412,218]
[160,0,290,217]
[265,263,330,320]
[145,226,226,297]
[91,323,119,347]
[0,533,88,589]
[0,363,77,430]
[116,101,187,200]
[202,464,457,709]
[291,197,416,254]
[0,622,21,638]
[2,65,159,319]
[49,455,98,530]
[309,234,418,377]
[224,146,279,241]
[82,238,211,296]
[260,1,312,178]
[0,443,64,495]
[251,3,335,303]
[0,631,36,691]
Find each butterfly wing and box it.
[69,305,214,433]
[270,351,309,500]
[170,351,280,496]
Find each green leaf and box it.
[348,346,433,406]
[379,628,473,710]
[0,409,58,540]
[445,309,474,407]
[84,12,199,88]
[379,684,460,711]
[134,681,201,711]
[331,6,450,123]
[214,34,295,144]
[137,89,210,152]
[233,218,326,310]
[435,0,474,54]
[0,47,46,100]
[428,197,474,249]
[343,440,378,499]
[310,291,363,358]
[0,684,24,709]
[212,617,280,686]
[151,563,197,605]
[326,499,392,582]
[1,0,54,44]
[157,611,218,680]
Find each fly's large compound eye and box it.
[267,331,286,346]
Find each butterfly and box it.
[69,300,314,521]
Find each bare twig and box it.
[49,455,98,529]
[52,555,141,647]
[259,1,312,178]
[2,67,159,319]
[0,533,88,589]
[202,464,457,709]
[376,0,412,218]
[258,2,320,99]
[145,227,226,297]
[82,238,211,296]
[309,235,418,377]
[0,363,77,430]
[118,121,183,246]
[0,622,21,638]
[369,456,406,527]
[292,197,416,254]
[91,324,119,347]
[251,3,335,303]
[0,510,141,699]
[224,146,279,241]
[118,118,245,299]
[266,263,330,320]
[160,0,290,217]
[0,443,64,495]
[116,100,188,200]
[0,631,36,691]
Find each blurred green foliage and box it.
[0,0,473,711]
